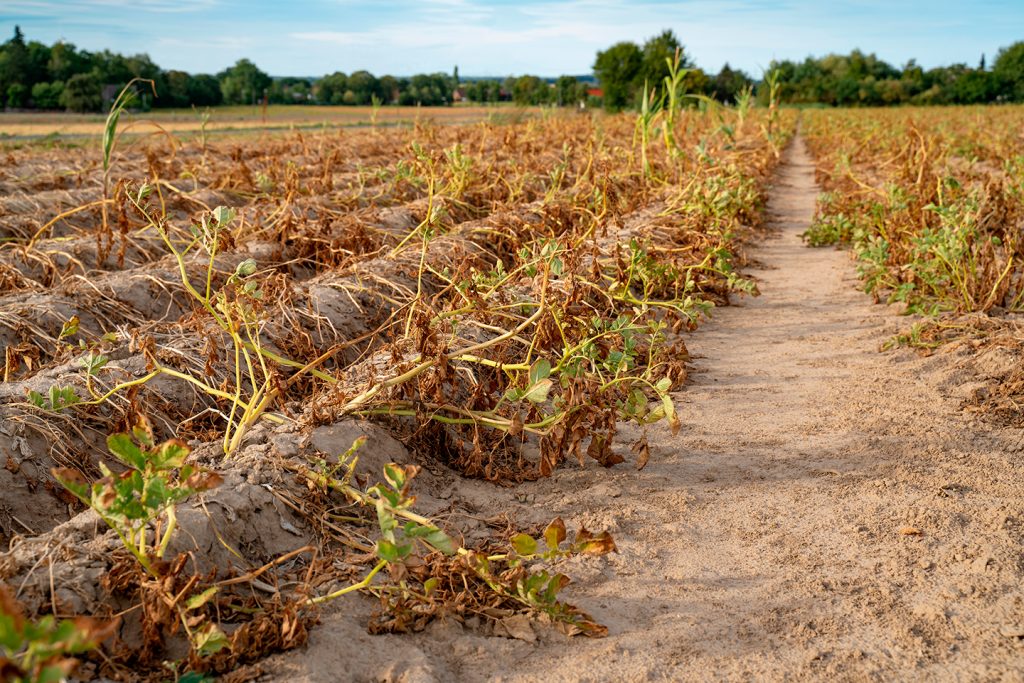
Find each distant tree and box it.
[993,41,1024,101]
[25,40,51,84]
[268,77,310,104]
[379,75,399,104]
[60,71,102,112]
[47,41,87,82]
[30,81,63,109]
[640,30,693,89]
[163,69,191,107]
[218,58,271,105]
[187,74,222,106]
[0,26,29,102]
[464,79,502,103]
[315,72,349,105]
[6,82,27,108]
[593,41,642,110]
[406,73,450,105]
[512,75,549,105]
[711,63,753,103]
[347,70,379,105]
[554,75,581,105]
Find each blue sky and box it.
[2,1,1023,78]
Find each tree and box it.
[164,69,191,107]
[348,70,379,105]
[31,81,63,109]
[60,72,102,112]
[993,41,1024,101]
[48,41,87,82]
[593,41,642,110]
[640,30,692,89]
[379,75,399,104]
[512,75,549,105]
[188,74,222,106]
[315,72,348,105]
[711,63,753,103]
[6,83,27,108]
[554,75,581,106]
[218,59,271,105]
[0,26,29,102]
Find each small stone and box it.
[1000,625,1024,639]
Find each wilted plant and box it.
[0,585,117,683]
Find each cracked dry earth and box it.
[266,136,1024,681]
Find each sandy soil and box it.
[262,135,1024,681]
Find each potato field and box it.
[3,87,1024,680]
[0,98,803,680]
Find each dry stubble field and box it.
[1,102,1023,682]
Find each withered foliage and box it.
[0,107,795,678]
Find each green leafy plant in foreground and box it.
[0,584,117,683]
[300,440,616,636]
[53,417,222,578]
[51,419,233,660]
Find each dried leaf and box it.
[630,436,650,470]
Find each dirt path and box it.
[267,136,1024,681]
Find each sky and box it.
[2,0,1023,78]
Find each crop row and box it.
[802,106,1024,315]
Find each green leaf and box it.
[37,665,72,683]
[382,463,406,491]
[235,258,257,278]
[58,315,79,340]
[51,467,91,503]
[193,622,229,656]
[529,358,551,384]
[152,439,190,470]
[107,433,146,470]
[212,206,236,227]
[178,673,215,683]
[662,394,680,435]
[423,577,439,596]
[655,377,672,393]
[510,533,538,556]
[131,416,154,447]
[377,539,410,563]
[503,387,525,402]
[185,587,219,611]
[423,527,456,555]
[521,378,553,404]
[374,498,398,537]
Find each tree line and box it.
[2,24,1023,113]
[0,26,593,112]
[594,30,1024,110]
